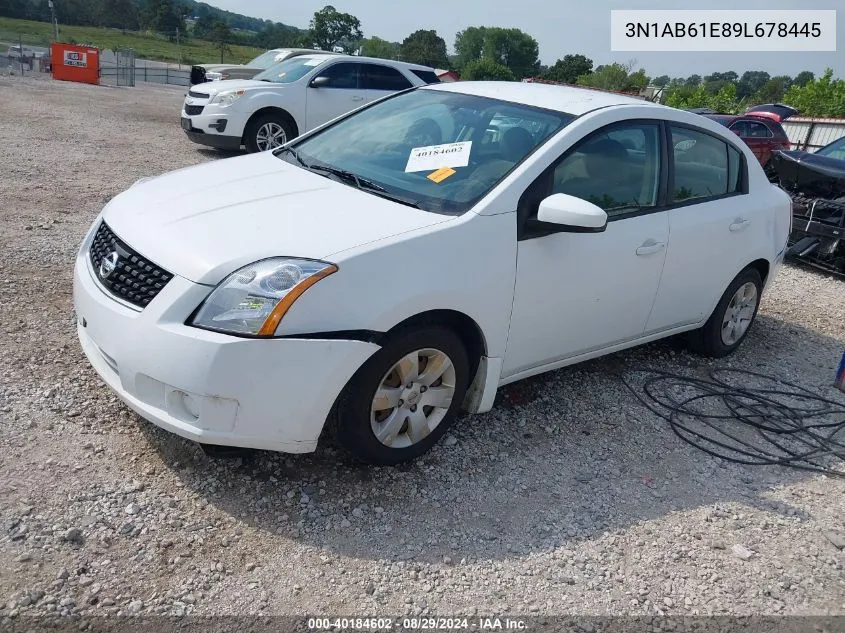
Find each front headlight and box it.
[205,71,223,81]
[210,89,245,107]
[190,258,337,336]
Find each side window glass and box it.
[314,63,359,89]
[551,123,660,217]
[671,126,730,202]
[364,64,413,91]
[729,121,747,137]
[745,121,773,138]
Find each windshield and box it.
[818,137,845,161]
[247,50,290,69]
[276,89,574,215]
[253,56,326,83]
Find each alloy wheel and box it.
[721,281,758,346]
[370,348,457,449]
[255,122,286,151]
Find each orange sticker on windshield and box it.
[427,167,456,183]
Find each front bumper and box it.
[181,106,246,150]
[184,130,242,151]
[73,249,380,453]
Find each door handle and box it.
[352,96,365,102]
[729,219,751,232]
[635,241,666,256]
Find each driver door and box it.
[502,121,669,377]
[305,62,366,130]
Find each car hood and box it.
[190,78,272,96]
[103,153,451,285]
[195,63,245,72]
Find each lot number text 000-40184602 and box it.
[610,9,836,51]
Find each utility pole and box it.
[48,0,59,40]
[19,33,25,76]
[176,27,182,66]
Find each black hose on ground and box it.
[620,367,845,478]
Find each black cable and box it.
[620,367,845,478]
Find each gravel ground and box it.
[1,76,844,621]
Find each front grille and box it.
[188,89,209,99]
[89,222,173,309]
[185,104,204,115]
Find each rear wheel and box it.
[688,267,762,358]
[244,113,294,153]
[330,326,470,465]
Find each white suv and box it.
[181,54,440,152]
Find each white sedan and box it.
[181,54,438,153]
[74,82,792,464]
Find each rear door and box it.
[304,61,366,130]
[361,63,415,103]
[646,124,756,332]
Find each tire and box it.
[244,113,294,153]
[330,326,471,465]
[687,267,763,358]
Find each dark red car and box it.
[698,104,797,167]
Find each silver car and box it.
[190,48,333,85]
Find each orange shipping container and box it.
[51,42,100,85]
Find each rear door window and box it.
[362,64,414,91]
[411,69,440,84]
[670,126,742,202]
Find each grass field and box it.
[0,17,262,65]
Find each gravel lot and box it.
[1,76,844,621]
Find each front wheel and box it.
[687,267,763,358]
[330,326,470,465]
[244,114,294,153]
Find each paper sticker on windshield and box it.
[303,58,324,66]
[427,167,456,183]
[405,141,472,173]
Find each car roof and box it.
[294,53,435,72]
[423,81,661,116]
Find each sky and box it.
[203,0,843,78]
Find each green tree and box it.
[399,30,448,68]
[461,58,515,81]
[540,54,593,84]
[793,71,814,87]
[652,75,670,87]
[577,61,648,93]
[254,23,306,49]
[737,70,770,100]
[209,18,232,63]
[308,5,362,52]
[192,13,216,39]
[454,26,539,78]
[360,36,400,60]
[754,76,791,104]
[145,0,184,39]
[783,69,845,117]
[0,0,30,19]
[453,26,486,70]
[100,0,138,32]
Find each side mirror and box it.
[536,193,608,233]
[310,75,330,88]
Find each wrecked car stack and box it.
[771,142,845,276]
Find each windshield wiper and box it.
[278,153,424,209]
[277,146,310,169]
[309,166,424,208]
[309,165,386,192]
